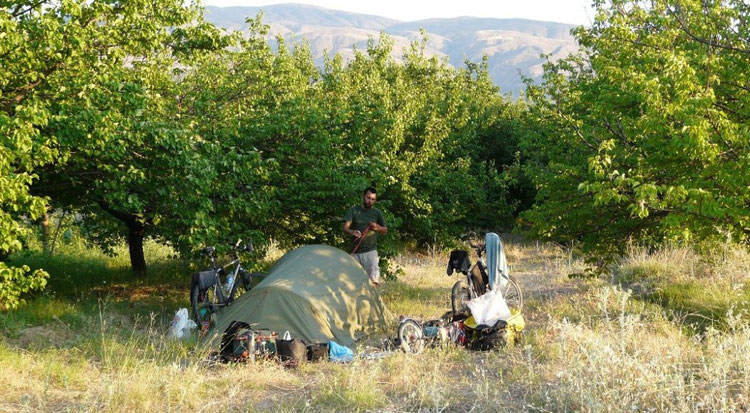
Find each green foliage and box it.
[175,20,521,257]
[1,0,232,278]
[0,262,47,309]
[30,1,233,275]
[522,0,750,258]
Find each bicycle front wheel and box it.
[398,319,424,354]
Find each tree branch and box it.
[668,2,750,55]
[96,199,137,226]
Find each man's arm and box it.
[342,221,362,238]
[342,207,361,238]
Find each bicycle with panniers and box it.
[190,239,264,334]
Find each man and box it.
[343,187,388,286]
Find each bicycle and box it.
[447,239,522,317]
[190,239,264,332]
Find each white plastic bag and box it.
[466,287,511,326]
[168,308,198,339]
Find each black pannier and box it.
[192,269,219,290]
[277,337,307,366]
[220,321,256,362]
[469,319,509,351]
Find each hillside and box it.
[203,4,581,96]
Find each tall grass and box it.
[524,287,750,412]
[3,238,189,335]
[613,245,750,332]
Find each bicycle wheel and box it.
[191,283,218,330]
[398,319,424,354]
[229,272,264,301]
[229,272,266,301]
[451,279,471,317]
[499,276,523,313]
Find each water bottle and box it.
[224,272,234,295]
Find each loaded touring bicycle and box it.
[448,232,522,317]
[398,233,524,352]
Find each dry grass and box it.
[615,243,750,284]
[2,239,749,411]
[612,244,750,333]
[525,287,750,412]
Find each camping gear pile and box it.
[397,233,525,353]
[396,311,525,353]
[216,322,354,366]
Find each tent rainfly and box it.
[205,244,387,347]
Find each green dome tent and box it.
[205,245,387,347]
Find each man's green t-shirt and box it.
[344,205,386,253]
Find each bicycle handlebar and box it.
[468,241,485,256]
[201,239,253,256]
[234,239,253,253]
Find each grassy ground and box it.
[1,238,749,411]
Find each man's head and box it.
[362,187,377,209]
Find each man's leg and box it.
[362,250,381,285]
[352,250,381,286]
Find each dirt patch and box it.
[6,322,76,349]
[91,284,171,300]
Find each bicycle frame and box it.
[207,256,244,307]
[221,258,243,302]
[448,235,523,317]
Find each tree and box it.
[3,0,228,282]
[523,0,750,259]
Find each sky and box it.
[202,0,596,26]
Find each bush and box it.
[0,263,47,310]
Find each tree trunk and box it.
[97,200,148,276]
[41,213,50,253]
[127,220,147,276]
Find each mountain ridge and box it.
[203,4,581,96]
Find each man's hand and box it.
[351,230,362,238]
[369,222,387,234]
